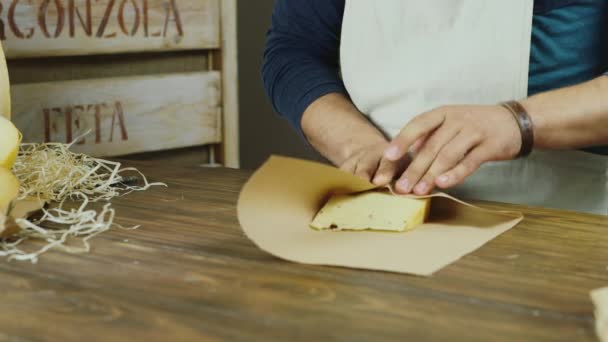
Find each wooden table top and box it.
[0,159,607,342]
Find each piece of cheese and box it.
[592,287,608,342]
[0,41,11,119]
[0,116,20,169]
[310,191,431,232]
[0,167,19,216]
[0,167,19,237]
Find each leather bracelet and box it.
[500,100,534,158]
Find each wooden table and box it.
[0,159,607,341]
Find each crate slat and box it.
[0,0,220,58]
[12,71,222,157]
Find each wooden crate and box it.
[2,0,239,167]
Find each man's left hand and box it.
[380,105,523,195]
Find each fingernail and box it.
[409,142,421,154]
[373,175,387,185]
[397,178,410,192]
[384,146,400,160]
[414,181,428,194]
[438,175,450,185]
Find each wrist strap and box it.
[501,101,534,158]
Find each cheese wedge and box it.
[592,287,608,342]
[0,41,11,119]
[0,167,19,216]
[0,167,19,237]
[311,191,431,232]
[0,116,20,169]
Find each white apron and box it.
[340,0,608,215]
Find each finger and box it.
[436,146,490,188]
[384,111,446,162]
[409,134,429,155]
[417,130,483,194]
[339,153,360,175]
[372,158,398,185]
[354,151,382,182]
[372,155,409,186]
[395,125,459,194]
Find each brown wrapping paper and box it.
[237,156,523,276]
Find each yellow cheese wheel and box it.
[0,116,19,169]
[0,167,19,216]
[0,42,10,119]
[311,191,431,232]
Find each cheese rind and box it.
[0,167,19,216]
[0,41,11,119]
[0,116,20,169]
[310,191,431,232]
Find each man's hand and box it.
[301,93,396,177]
[383,105,522,195]
[339,141,409,184]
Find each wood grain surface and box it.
[0,0,220,58]
[0,158,606,341]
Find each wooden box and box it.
[1,0,239,167]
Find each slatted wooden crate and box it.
[1,0,239,167]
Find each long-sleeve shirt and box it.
[262,0,608,154]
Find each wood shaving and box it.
[1,139,165,263]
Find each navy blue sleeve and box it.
[262,0,346,135]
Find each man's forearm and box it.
[522,76,608,150]
[301,93,387,166]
